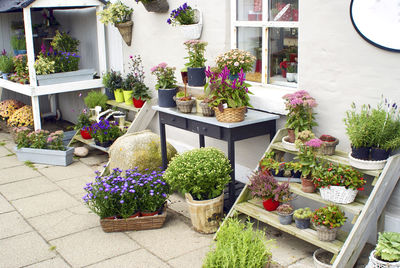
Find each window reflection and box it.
[237,0,262,21]
[237,27,262,82]
[270,0,298,21]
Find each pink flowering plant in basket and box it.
[282,90,318,135]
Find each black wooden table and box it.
[152,106,280,209]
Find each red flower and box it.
[357,187,365,191]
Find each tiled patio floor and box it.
[0,131,371,267]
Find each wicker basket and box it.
[319,186,358,204]
[316,226,338,241]
[175,98,195,113]
[213,106,246,123]
[368,250,400,267]
[100,206,167,233]
[200,102,214,117]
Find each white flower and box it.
[234,62,239,67]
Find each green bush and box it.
[163,147,231,200]
[11,35,26,50]
[84,90,108,110]
[0,54,15,73]
[102,70,123,90]
[203,217,273,268]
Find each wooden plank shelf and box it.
[106,100,141,112]
[72,134,109,152]
[235,201,344,254]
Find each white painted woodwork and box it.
[28,0,103,8]
[23,8,37,87]
[96,6,107,76]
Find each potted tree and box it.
[0,54,14,79]
[97,1,134,46]
[248,169,291,212]
[293,207,312,229]
[184,40,208,87]
[134,0,169,13]
[215,49,256,80]
[102,70,123,100]
[368,232,400,267]
[167,3,203,40]
[163,147,232,234]
[311,205,347,241]
[277,203,294,225]
[151,62,177,108]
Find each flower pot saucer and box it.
[281,136,298,151]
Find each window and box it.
[232,0,298,88]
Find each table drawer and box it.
[190,121,221,139]
[160,113,187,129]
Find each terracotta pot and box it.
[262,198,280,211]
[301,176,316,193]
[133,98,145,108]
[287,129,295,143]
[129,211,141,218]
[141,211,158,217]
[80,129,92,139]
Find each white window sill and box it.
[249,83,295,115]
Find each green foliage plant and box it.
[375,232,400,262]
[163,147,232,200]
[184,40,207,68]
[248,170,291,202]
[34,54,55,75]
[50,31,79,53]
[293,207,312,219]
[13,54,28,77]
[74,109,92,131]
[344,102,375,148]
[102,70,123,90]
[203,217,273,268]
[0,54,15,73]
[150,63,177,90]
[311,204,347,229]
[296,138,323,177]
[122,73,136,91]
[11,35,26,50]
[97,1,133,25]
[84,90,108,110]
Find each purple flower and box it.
[120,200,124,204]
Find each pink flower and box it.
[150,66,157,73]
[158,62,167,69]
[129,55,133,59]
[290,98,303,106]
[305,138,323,148]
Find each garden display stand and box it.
[68,98,157,152]
[217,128,400,268]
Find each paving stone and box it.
[25,257,70,268]
[168,246,210,268]
[55,176,92,196]
[28,205,99,240]
[39,161,95,181]
[0,176,58,200]
[0,145,12,157]
[287,256,315,267]
[0,132,13,141]
[0,194,14,214]
[0,155,24,169]
[0,232,56,268]
[0,211,32,239]
[79,153,109,166]
[0,165,41,185]
[168,193,190,219]
[87,249,169,268]
[51,227,139,267]
[127,212,212,261]
[12,190,79,218]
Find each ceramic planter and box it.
[158,88,177,107]
[105,87,115,100]
[123,90,133,105]
[114,90,124,103]
[80,129,92,139]
[351,146,370,160]
[286,73,296,82]
[142,0,169,13]
[287,129,295,143]
[262,198,280,211]
[94,140,113,148]
[313,249,333,268]
[301,176,316,193]
[133,97,145,108]
[278,212,293,225]
[294,217,310,229]
[36,69,94,85]
[180,9,203,39]
[368,250,400,267]
[14,146,74,166]
[187,67,206,86]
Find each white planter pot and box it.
[37,69,95,86]
[313,248,333,268]
[286,72,296,82]
[368,250,400,267]
[180,9,203,40]
[14,146,74,166]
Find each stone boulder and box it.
[109,130,177,172]
[74,147,89,157]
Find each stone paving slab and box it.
[0,231,56,268]
[0,176,58,200]
[28,205,99,241]
[87,249,169,268]
[25,257,71,268]
[0,155,23,169]
[168,246,210,268]
[55,175,92,196]
[12,190,79,218]
[0,211,32,239]
[0,145,12,157]
[168,193,190,219]
[51,227,140,267]
[127,212,212,261]
[0,165,41,185]
[39,161,96,181]
[79,153,109,166]
[0,194,14,214]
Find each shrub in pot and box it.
[102,70,123,100]
[184,40,207,86]
[84,90,109,114]
[311,204,346,241]
[293,207,312,229]
[203,217,273,268]
[277,203,294,225]
[369,232,400,267]
[151,62,177,107]
[163,147,232,233]
[248,169,291,212]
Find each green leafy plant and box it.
[293,207,312,219]
[167,3,196,26]
[344,102,375,148]
[286,62,297,73]
[133,82,151,100]
[184,40,207,68]
[296,138,323,177]
[311,204,347,229]
[277,203,294,215]
[102,70,123,90]
[121,73,136,91]
[34,54,55,75]
[203,217,273,268]
[50,31,79,53]
[374,232,400,262]
[74,109,92,131]
[16,129,66,151]
[89,118,122,143]
[163,147,232,200]
[84,90,108,110]
[248,170,291,202]
[13,54,28,77]
[0,54,15,73]
[97,1,133,25]
[258,151,284,174]
[11,35,26,50]
[151,63,177,90]
[215,49,256,75]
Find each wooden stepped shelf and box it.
[72,134,109,152]
[106,100,140,112]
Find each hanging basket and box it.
[319,186,358,204]
[180,9,203,40]
[115,21,133,46]
[213,106,246,123]
[142,0,169,13]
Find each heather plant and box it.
[311,205,347,229]
[184,40,207,68]
[215,49,256,75]
[248,170,291,202]
[167,3,196,25]
[151,63,177,90]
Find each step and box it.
[235,201,344,255]
[107,100,141,112]
[72,134,109,153]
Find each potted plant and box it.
[313,163,366,204]
[14,129,74,166]
[151,62,177,108]
[282,90,318,143]
[114,88,124,103]
[83,168,169,232]
[248,169,291,211]
[215,49,256,80]
[313,248,334,268]
[84,90,109,116]
[89,118,122,148]
[7,105,34,130]
[102,70,123,100]
[121,74,135,106]
[319,134,339,155]
[11,35,26,55]
[74,109,92,139]
[97,1,134,46]
[311,205,347,241]
[258,151,285,177]
[368,232,400,267]
[287,161,302,178]
[134,0,169,13]
[163,147,232,233]
[0,54,14,79]
[129,55,151,108]
[203,217,273,268]
[293,207,312,229]
[0,99,25,130]
[184,40,208,87]
[167,3,203,40]
[286,62,297,82]
[296,138,323,193]
[277,203,294,225]
[205,66,253,123]
[12,54,29,84]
